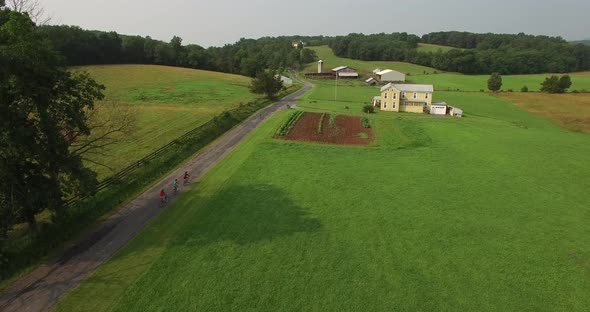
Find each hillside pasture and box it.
[499,92,590,133]
[54,85,590,311]
[73,65,257,178]
[305,46,439,76]
[417,43,461,53]
[410,72,590,92]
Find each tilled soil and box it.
[284,112,374,145]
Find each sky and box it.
[40,0,590,47]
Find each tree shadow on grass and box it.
[170,183,322,247]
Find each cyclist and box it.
[159,189,167,205]
[173,179,179,193]
[183,171,190,185]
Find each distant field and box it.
[74,65,257,178]
[304,46,439,76]
[410,72,590,92]
[499,92,590,133]
[417,43,460,53]
[55,80,590,311]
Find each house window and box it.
[425,93,429,99]
[413,92,417,99]
[393,93,397,99]
[384,93,388,99]
[402,92,406,98]
[384,103,387,109]
[393,104,396,109]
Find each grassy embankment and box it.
[1,65,300,289]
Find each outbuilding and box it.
[430,102,448,115]
[365,77,378,86]
[376,69,406,82]
[332,66,359,78]
[448,106,463,117]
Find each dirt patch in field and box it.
[500,93,590,133]
[284,112,374,145]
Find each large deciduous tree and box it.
[540,75,572,93]
[487,72,503,92]
[0,5,105,232]
[249,70,284,99]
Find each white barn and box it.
[376,69,406,82]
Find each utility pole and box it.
[334,72,338,106]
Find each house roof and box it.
[381,83,434,93]
[372,96,381,101]
[365,77,376,82]
[332,66,348,72]
[338,72,359,77]
[432,101,448,106]
[376,69,404,76]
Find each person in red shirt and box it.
[159,189,167,205]
[183,171,190,185]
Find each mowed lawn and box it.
[410,72,590,92]
[74,65,257,179]
[54,80,590,311]
[304,45,438,75]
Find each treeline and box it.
[38,25,318,77]
[330,33,420,61]
[329,32,590,74]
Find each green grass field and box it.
[304,46,438,76]
[74,65,257,179]
[305,46,590,93]
[410,72,590,92]
[417,43,460,53]
[54,76,590,311]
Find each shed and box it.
[365,77,378,86]
[280,76,293,87]
[376,69,406,82]
[449,106,463,117]
[430,102,447,115]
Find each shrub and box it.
[362,104,375,114]
[507,89,514,92]
[329,114,336,127]
[318,113,326,134]
[361,117,370,128]
[480,89,485,92]
[344,106,349,109]
[521,86,529,92]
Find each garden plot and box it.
[279,112,374,145]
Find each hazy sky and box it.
[41,0,589,47]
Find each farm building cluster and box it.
[372,84,463,117]
[303,59,462,117]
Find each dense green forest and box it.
[31,25,590,76]
[38,25,319,77]
[329,32,590,74]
